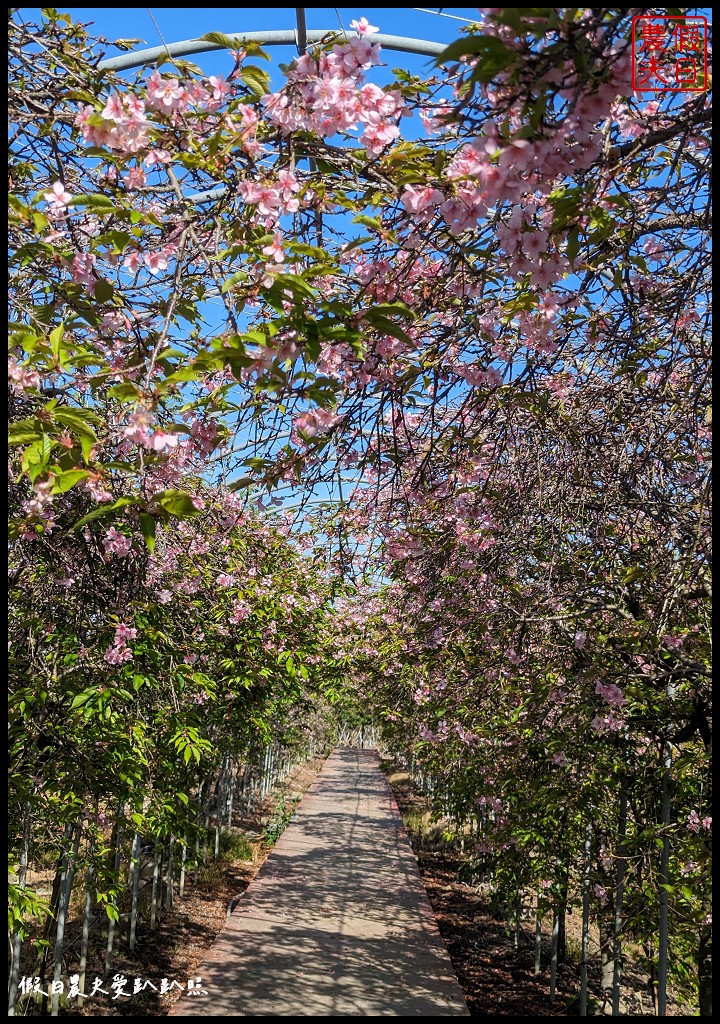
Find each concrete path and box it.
[170,747,470,1016]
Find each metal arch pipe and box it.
[97,29,447,72]
[185,186,231,205]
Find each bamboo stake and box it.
[51,822,81,1016]
[165,837,175,911]
[150,843,161,930]
[104,804,125,973]
[535,893,543,976]
[214,762,226,859]
[194,782,204,882]
[549,907,560,1001]
[658,745,673,1017]
[579,822,593,1017]
[226,757,236,828]
[203,780,211,865]
[8,800,31,1016]
[611,789,628,1015]
[77,832,96,1006]
[179,844,187,898]
[127,831,141,951]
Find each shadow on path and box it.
[170,747,470,1017]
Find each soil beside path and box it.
[382,761,692,1017]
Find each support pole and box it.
[128,831,141,951]
[8,800,31,1016]
[77,833,95,1005]
[535,893,543,976]
[579,821,593,1016]
[550,907,560,1001]
[612,789,628,1016]
[658,743,673,1017]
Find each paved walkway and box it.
[170,747,470,1016]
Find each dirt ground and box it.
[381,762,692,1018]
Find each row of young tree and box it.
[8,476,344,1013]
[9,6,710,1015]
[334,360,711,1009]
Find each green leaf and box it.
[240,65,271,97]
[199,31,247,49]
[369,301,414,319]
[352,214,383,232]
[267,274,317,301]
[72,497,139,530]
[435,35,515,84]
[566,226,581,263]
[154,489,201,517]
[220,271,248,294]
[622,566,646,585]
[69,193,121,212]
[139,512,157,553]
[364,314,413,347]
[54,407,102,433]
[49,323,65,362]
[8,420,43,445]
[51,469,90,494]
[93,278,115,303]
[71,689,97,709]
[229,476,254,492]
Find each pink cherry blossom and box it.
[148,430,182,452]
[521,229,549,260]
[104,644,129,664]
[114,622,138,643]
[350,17,379,35]
[102,527,133,558]
[208,75,230,101]
[594,884,609,904]
[146,71,187,112]
[123,409,153,446]
[8,358,41,393]
[293,408,342,438]
[401,185,443,222]
[70,252,96,288]
[122,167,147,190]
[229,599,251,623]
[123,250,143,273]
[262,230,285,263]
[143,147,172,166]
[595,680,626,706]
[44,180,72,212]
[144,250,170,276]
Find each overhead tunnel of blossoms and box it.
[8,6,711,1016]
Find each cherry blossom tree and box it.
[9,6,711,1013]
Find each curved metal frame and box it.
[98,29,447,73]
